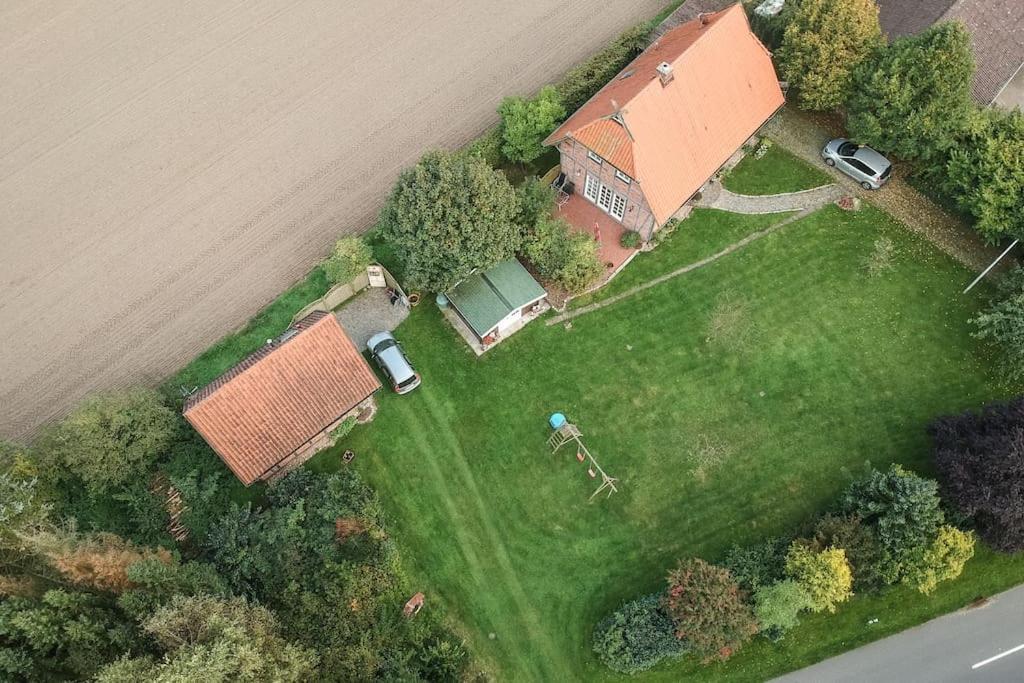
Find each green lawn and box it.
[309,203,1024,681]
[722,143,832,195]
[570,208,789,309]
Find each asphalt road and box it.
[0,0,663,439]
[777,586,1024,682]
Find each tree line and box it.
[768,0,1022,245]
[0,391,469,681]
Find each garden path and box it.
[698,180,843,214]
[547,206,818,326]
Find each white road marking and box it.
[972,643,1024,669]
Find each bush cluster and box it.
[593,463,976,671]
[592,593,686,673]
[620,230,641,249]
[524,215,604,293]
[323,236,373,285]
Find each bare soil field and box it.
[0,0,664,439]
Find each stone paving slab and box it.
[698,181,843,214]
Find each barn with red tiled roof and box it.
[545,4,784,246]
[184,311,381,485]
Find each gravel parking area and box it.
[335,288,410,351]
[764,108,1001,271]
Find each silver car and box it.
[367,331,420,394]
[821,139,892,190]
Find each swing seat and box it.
[576,451,585,462]
[587,468,596,478]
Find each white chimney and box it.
[656,61,674,86]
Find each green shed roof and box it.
[447,259,546,337]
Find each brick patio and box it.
[556,193,637,275]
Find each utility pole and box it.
[963,240,1019,294]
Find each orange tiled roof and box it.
[183,311,381,485]
[545,4,785,224]
[573,118,636,177]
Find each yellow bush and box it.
[784,543,853,613]
[907,526,976,595]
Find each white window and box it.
[587,150,603,164]
[611,194,627,221]
[615,169,631,184]
[597,184,614,212]
[584,174,600,202]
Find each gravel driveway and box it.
[335,288,410,351]
[764,109,1001,271]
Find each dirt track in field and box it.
[0,0,665,439]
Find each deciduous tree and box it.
[945,108,1024,242]
[205,470,464,680]
[118,555,231,621]
[840,464,944,576]
[379,150,521,292]
[776,0,883,110]
[95,595,316,683]
[663,558,758,662]
[33,389,176,494]
[847,22,974,161]
[498,86,566,164]
[323,236,373,285]
[0,442,49,547]
[930,396,1024,551]
[0,589,143,680]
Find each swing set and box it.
[547,413,619,500]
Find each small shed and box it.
[446,259,546,343]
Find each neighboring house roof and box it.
[183,311,381,485]
[544,4,784,225]
[877,0,1024,105]
[446,259,546,338]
